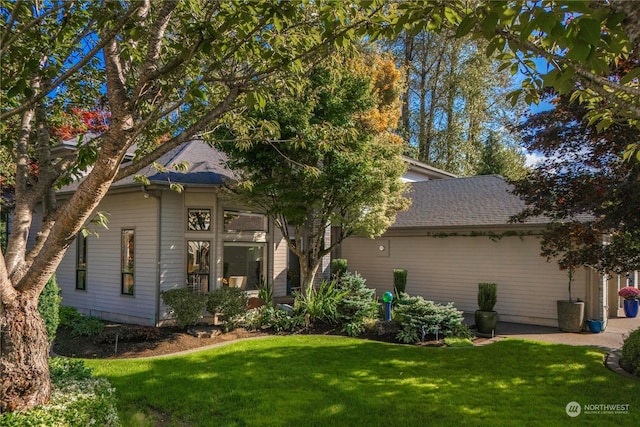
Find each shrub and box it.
[0,358,120,426]
[38,274,62,344]
[331,259,348,279]
[621,327,640,376]
[394,294,464,344]
[59,306,84,328]
[71,316,105,338]
[336,272,379,336]
[393,269,408,295]
[478,283,497,311]
[294,280,347,325]
[261,307,306,333]
[161,288,208,328]
[207,286,248,332]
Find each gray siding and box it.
[158,190,186,321]
[341,234,588,327]
[57,192,159,325]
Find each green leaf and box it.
[481,12,499,39]
[577,18,602,46]
[455,16,477,38]
[566,40,590,61]
[620,67,640,84]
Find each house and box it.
[339,174,628,328]
[54,139,292,326]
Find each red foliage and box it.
[51,108,110,141]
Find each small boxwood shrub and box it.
[0,358,120,426]
[207,286,248,332]
[161,288,208,328]
[394,294,464,344]
[621,327,640,376]
[336,272,379,336]
[71,316,105,338]
[38,274,62,344]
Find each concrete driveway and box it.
[466,315,640,351]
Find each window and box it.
[187,240,210,293]
[121,229,135,295]
[223,211,267,232]
[187,209,211,231]
[223,243,266,291]
[76,234,87,290]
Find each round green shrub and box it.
[207,286,248,331]
[38,274,62,343]
[621,326,640,376]
[331,259,348,279]
[161,288,207,328]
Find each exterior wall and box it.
[158,190,187,321]
[57,191,159,325]
[341,233,589,327]
[272,226,288,296]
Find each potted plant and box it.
[475,282,498,337]
[618,286,640,318]
[556,267,585,332]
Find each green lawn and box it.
[86,336,640,426]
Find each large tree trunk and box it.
[0,293,50,413]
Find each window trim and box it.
[187,239,211,293]
[222,241,267,290]
[187,208,212,232]
[75,234,87,290]
[223,210,268,233]
[121,228,135,296]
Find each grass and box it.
[85,336,640,426]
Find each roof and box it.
[401,155,457,181]
[115,139,235,187]
[59,139,235,193]
[392,175,550,229]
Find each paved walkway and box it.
[465,314,640,351]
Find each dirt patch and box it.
[52,322,482,360]
[52,324,270,359]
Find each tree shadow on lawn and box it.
[87,337,640,426]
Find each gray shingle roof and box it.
[392,175,545,228]
[58,140,235,193]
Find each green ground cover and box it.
[86,336,640,426]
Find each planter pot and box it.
[475,310,498,337]
[623,299,639,318]
[557,300,585,332]
[587,319,604,333]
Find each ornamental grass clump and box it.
[618,286,640,301]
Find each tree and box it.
[221,52,410,290]
[383,1,640,155]
[380,29,525,176]
[511,93,640,274]
[477,130,528,180]
[0,0,384,413]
